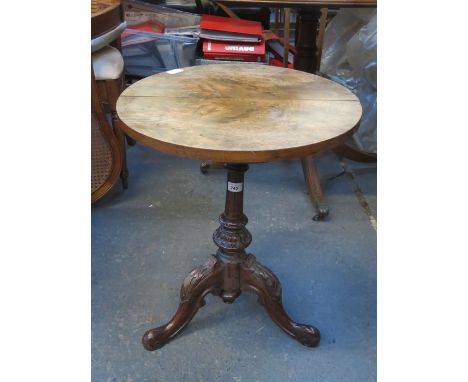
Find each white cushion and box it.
[92,46,124,80]
[91,21,127,53]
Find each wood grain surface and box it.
[116,64,362,163]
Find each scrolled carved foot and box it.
[142,256,222,351]
[241,254,320,347]
[142,327,171,351]
[290,323,320,347]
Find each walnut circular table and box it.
[116,64,362,351]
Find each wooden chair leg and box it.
[301,155,329,221]
[112,113,129,189]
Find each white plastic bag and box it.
[321,9,377,153]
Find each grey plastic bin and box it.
[122,29,198,77]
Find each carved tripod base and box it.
[142,253,320,351]
[142,164,320,351]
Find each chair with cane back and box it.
[91,0,129,202]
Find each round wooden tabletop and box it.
[116,64,362,163]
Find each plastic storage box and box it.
[122,29,198,77]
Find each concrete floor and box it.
[92,144,376,382]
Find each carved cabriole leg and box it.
[240,254,320,347]
[142,256,223,351]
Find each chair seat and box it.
[92,46,124,81]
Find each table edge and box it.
[116,116,361,163]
